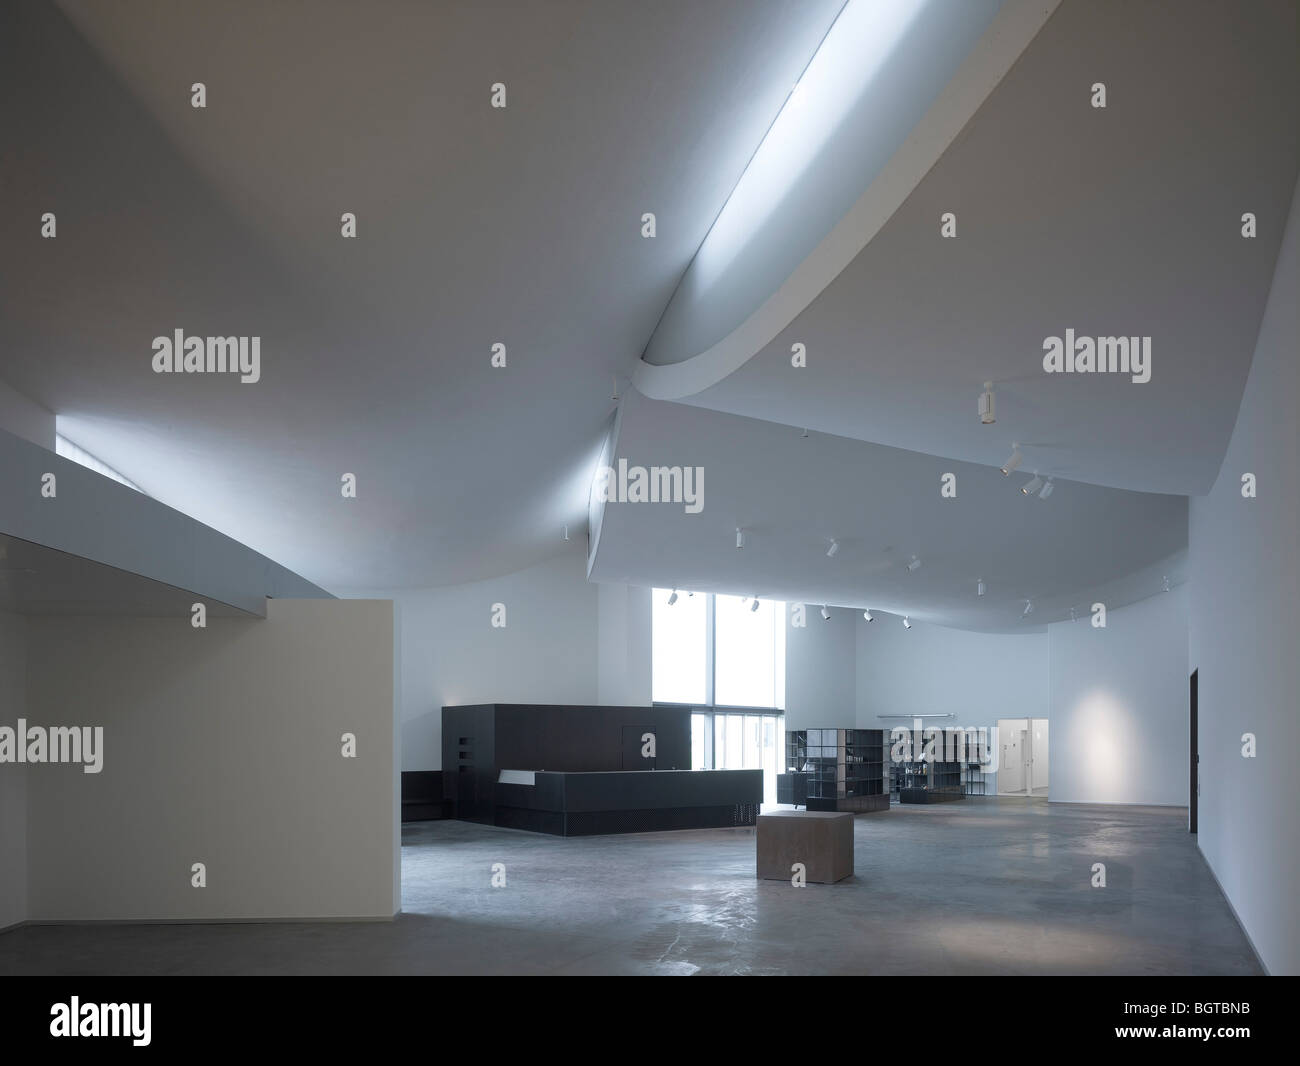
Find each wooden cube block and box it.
[756,810,854,884]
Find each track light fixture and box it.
[751,596,760,612]
[863,609,873,622]
[1163,575,1171,593]
[667,590,678,606]
[735,527,745,549]
[1021,473,1043,496]
[1038,477,1054,499]
[977,579,985,597]
[1001,444,1023,476]
[906,555,921,572]
[826,539,839,558]
[979,382,996,425]
[902,616,912,629]
[821,605,831,621]
[1022,600,1034,617]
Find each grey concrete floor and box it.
[0,797,1261,975]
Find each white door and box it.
[1001,730,1024,792]
[1031,719,1049,792]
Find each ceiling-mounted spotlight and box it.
[977,579,985,597]
[902,616,912,629]
[1021,473,1043,496]
[826,539,839,558]
[667,590,678,606]
[735,527,745,549]
[1163,575,1171,593]
[1038,477,1055,499]
[1069,605,1077,622]
[979,382,996,425]
[1022,600,1034,617]
[906,555,922,572]
[1001,444,1023,476]
[863,609,874,622]
[751,597,761,612]
[821,605,831,621]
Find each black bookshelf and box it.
[898,758,964,803]
[962,761,987,796]
[783,728,889,813]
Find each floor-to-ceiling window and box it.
[652,588,785,804]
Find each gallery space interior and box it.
[0,0,1296,979]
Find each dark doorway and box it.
[1190,669,1198,833]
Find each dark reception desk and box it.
[493,768,763,837]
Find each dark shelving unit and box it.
[783,728,889,813]
[962,761,987,796]
[897,758,964,803]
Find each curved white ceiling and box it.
[636,0,1299,497]
[588,391,1186,633]
[638,0,1055,385]
[0,0,843,590]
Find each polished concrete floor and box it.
[0,797,1261,975]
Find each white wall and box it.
[785,605,857,729]
[856,611,1048,724]
[0,610,28,929]
[1188,176,1299,975]
[1047,585,1188,806]
[350,544,600,771]
[856,611,1048,792]
[0,377,54,451]
[596,581,651,706]
[24,599,396,921]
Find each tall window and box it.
[651,589,707,704]
[652,589,785,803]
[714,593,785,709]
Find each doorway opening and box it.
[996,718,1049,796]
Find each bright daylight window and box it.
[653,589,785,804]
[651,587,707,705]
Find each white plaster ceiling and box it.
[638,0,1299,497]
[0,0,843,589]
[0,1,1292,632]
[587,391,1187,632]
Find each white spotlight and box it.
[827,539,839,558]
[1038,477,1054,499]
[1163,575,1171,593]
[907,555,921,572]
[735,527,745,549]
[821,605,831,621]
[902,616,912,629]
[751,597,761,612]
[977,579,985,597]
[667,590,678,606]
[1001,445,1023,476]
[1022,600,1033,617]
[863,609,873,622]
[979,382,996,425]
[1021,473,1043,496]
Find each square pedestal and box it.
[756,810,854,884]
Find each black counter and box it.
[494,768,763,836]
